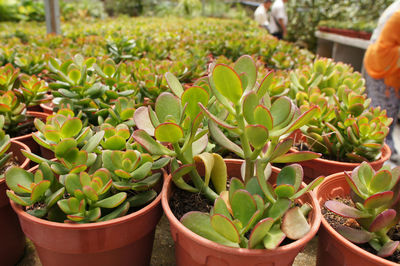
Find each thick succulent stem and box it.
[235,107,253,184]
[173,142,218,201]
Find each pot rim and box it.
[9,169,165,230]
[291,143,390,167]
[316,172,398,265]
[11,111,49,141]
[161,158,321,255]
[0,139,31,184]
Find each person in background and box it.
[254,0,272,30]
[268,0,288,39]
[364,3,400,163]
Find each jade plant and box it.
[0,90,28,137]
[132,55,323,250]
[0,115,12,177]
[15,73,50,108]
[96,96,136,128]
[0,64,19,92]
[6,109,167,223]
[47,54,136,126]
[182,163,320,249]
[290,58,392,162]
[325,162,400,257]
[133,56,321,199]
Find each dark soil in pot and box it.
[169,180,298,247]
[0,156,19,176]
[169,188,212,220]
[322,196,400,263]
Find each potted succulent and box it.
[289,58,391,182]
[316,162,400,265]
[46,54,137,126]
[0,64,50,155]
[133,55,323,265]
[6,109,169,266]
[0,114,31,265]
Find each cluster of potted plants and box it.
[1,51,397,266]
[318,20,375,40]
[0,12,398,266]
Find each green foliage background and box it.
[286,0,395,50]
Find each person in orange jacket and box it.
[364,7,400,162]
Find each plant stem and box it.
[173,142,218,201]
[235,106,253,183]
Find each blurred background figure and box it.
[269,0,288,39]
[364,3,400,162]
[254,0,272,30]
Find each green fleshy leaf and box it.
[211,214,240,243]
[213,64,243,104]
[155,92,181,123]
[231,189,257,226]
[94,192,127,208]
[181,212,240,248]
[249,218,274,249]
[234,55,257,91]
[181,86,209,120]
[154,123,183,143]
[132,130,176,156]
[245,125,269,149]
[5,167,34,194]
[165,72,184,98]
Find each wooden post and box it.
[44,0,61,35]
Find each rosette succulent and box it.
[325,162,400,257]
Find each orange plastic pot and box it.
[162,159,321,266]
[11,111,49,160]
[0,140,31,266]
[10,173,164,266]
[315,172,397,265]
[291,144,390,184]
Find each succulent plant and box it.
[133,55,321,198]
[15,73,50,107]
[0,90,28,136]
[47,54,136,126]
[325,162,400,257]
[0,63,19,92]
[201,56,321,183]
[290,58,392,162]
[96,96,136,128]
[6,108,167,223]
[0,115,12,176]
[182,163,322,249]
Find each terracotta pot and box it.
[0,140,31,266]
[10,172,164,266]
[315,172,397,266]
[39,102,54,115]
[162,159,321,266]
[291,144,390,184]
[11,111,49,162]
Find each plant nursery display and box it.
[5,109,169,265]
[0,7,396,265]
[286,58,392,180]
[132,55,323,265]
[0,114,31,266]
[316,162,400,265]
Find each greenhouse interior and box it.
[0,0,400,265]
